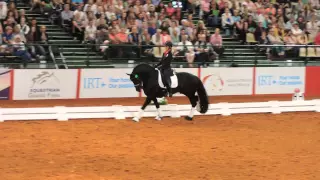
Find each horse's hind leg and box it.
[185,94,198,121]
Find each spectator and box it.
[141,34,155,58]
[115,26,129,58]
[0,2,7,22]
[18,9,28,24]
[306,15,318,43]
[61,4,74,27]
[221,9,234,36]
[84,19,97,44]
[194,33,213,66]
[8,2,18,19]
[12,36,32,62]
[168,21,180,36]
[210,28,224,56]
[166,2,176,17]
[72,13,86,41]
[151,28,164,58]
[285,16,296,30]
[148,21,157,36]
[2,26,13,44]
[267,29,285,57]
[17,17,30,36]
[291,23,304,37]
[128,26,141,57]
[13,25,26,42]
[171,29,180,44]
[176,34,195,67]
[284,30,299,57]
[207,2,219,27]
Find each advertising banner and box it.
[305,66,320,96]
[0,69,11,100]
[13,69,78,100]
[255,67,305,94]
[201,68,253,96]
[140,68,199,97]
[80,69,138,98]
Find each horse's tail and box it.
[196,78,209,114]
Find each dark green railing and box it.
[0,44,319,69]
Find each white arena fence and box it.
[1,100,320,122]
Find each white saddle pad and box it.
[157,69,178,89]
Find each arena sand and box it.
[1,95,320,180]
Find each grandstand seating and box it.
[8,0,320,68]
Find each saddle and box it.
[156,68,178,89]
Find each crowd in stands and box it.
[0,1,48,62]
[1,0,320,64]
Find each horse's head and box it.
[126,63,155,92]
[126,73,142,92]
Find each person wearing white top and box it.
[291,23,304,37]
[0,2,7,21]
[175,35,195,67]
[85,20,97,42]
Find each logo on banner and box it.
[28,71,61,98]
[83,77,134,89]
[258,75,303,86]
[203,73,251,92]
[202,74,224,91]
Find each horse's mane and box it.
[133,63,154,73]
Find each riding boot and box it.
[167,86,173,97]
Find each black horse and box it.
[127,63,209,122]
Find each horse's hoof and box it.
[155,116,162,121]
[185,116,193,121]
[132,117,140,122]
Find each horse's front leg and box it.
[153,98,163,121]
[133,97,152,122]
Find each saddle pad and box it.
[157,69,178,89]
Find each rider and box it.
[155,41,173,97]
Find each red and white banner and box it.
[255,67,305,94]
[13,69,78,100]
[201,68,253,96]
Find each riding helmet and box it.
[165,41,173,48]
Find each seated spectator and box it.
[171,29,180,44]
[13,25,26,42]
[284,30,299,57]
[115,26,130,58]
[128,26,141,58]
[2,26,14,44]
[8,2,18,19]
[207,2,219,27]
[176,34,195,67]
[151,28,164,58]
[306,15,318,43]
[221,9,234,36]
[194,33,213,66]
[200,0,210,20]
[141,34,155,58]
[254,21,265,43]
[72,13,86,41]
[12,36,32,62]
[18,9,28,24]
[61,4,74,27]
[285,16,296,30]
[84,19,97,44]
[210,28,224,56]
[148,21,157,36]
[267,29,285,57]
[236,18,246,44]
[0,2,7,22]
[291,22,304,37]
[168,21,180,37]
